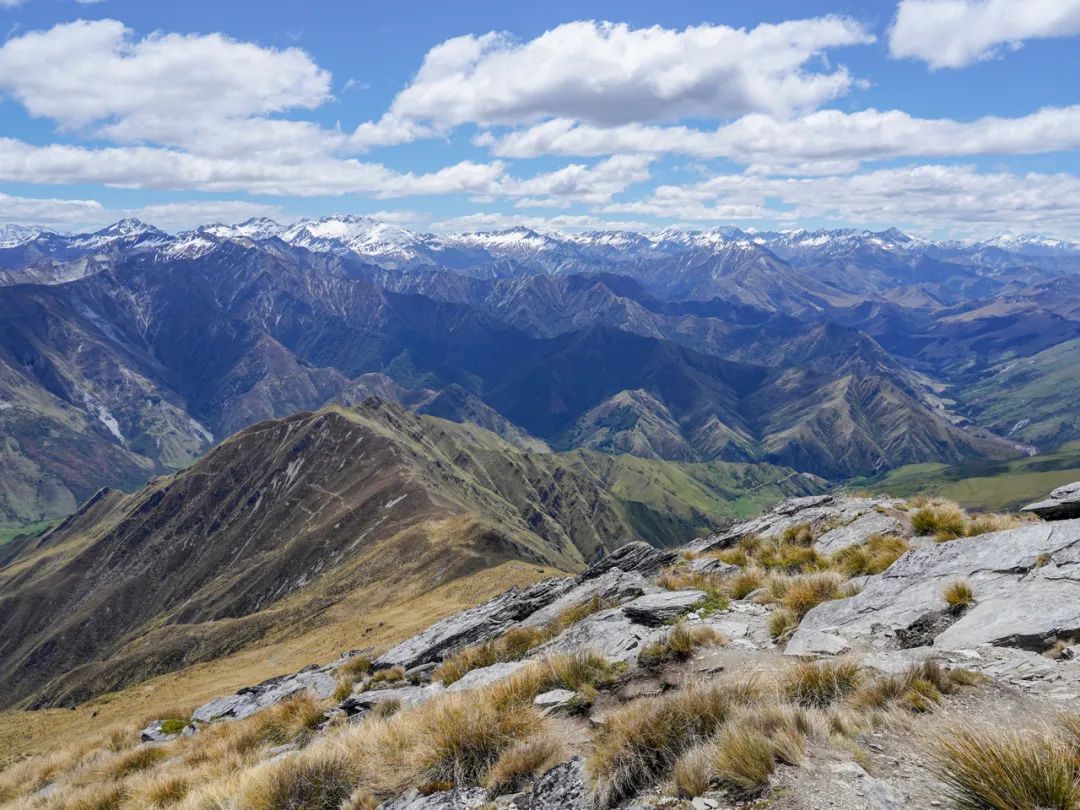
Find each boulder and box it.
[340,685,437,716]
[375,578,576,670]
[191,665,336,723]
[788,519,1080,656]
[520,568,656,629]
[530,608,662,662]
[378,788,489,809]
[139,721,179,743]
[1023,482,1080,521]
[684,495,899,554]
[446,661,529,691]
[814,512,906,555]
[516,758,588,809]
[687,556,739,576]
[580,542,678,580]
[622,590,707,626]
[533,689,576,714]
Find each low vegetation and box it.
[782,660,862,708]
[638,623,726,669]
[943,578,976,612]
[909,497,1030,542]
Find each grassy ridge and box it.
[851,442,1080,512]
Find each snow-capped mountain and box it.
[68,219,171,252]
[279,215,434,268]
[199,217,284,241]
[0,224,57,248]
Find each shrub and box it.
[639,623,725,669]
[782,660,861,708]
[832,534,910,576]
[943,579,975,612]
[587,678,759,807]
[927,724,1080,810]
[484,734,565,795]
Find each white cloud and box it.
[498,154,652,206]
[889,0,1080,69]
[385,18,873,129]
[0,0,24,8]
[0,191,104,225]
[605,164,1080,238]
[485,105,1080,169]
[0,20,331,129]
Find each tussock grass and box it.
[548,594,610,633]
[851,660,957,714]
[239,747,360,810]
[771,571,852,618]
[656,568,730,615]
[729,567,765,599]
[927,723,1080,810]
[911,497,1030,542]
[943,579,975,612]
[782,660,862,708]
[708,726,777,795]
[488,650,622,709]
[587,678,761,807]
[483,734,565,795]
[768,608,798,642]
[832,534,910,576]
[639,623,726,669]
[364,665,406,689]
[252,693,326,746]
[339,655,373,681]
[105,744,168,779]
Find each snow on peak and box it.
[201,217,283,241]
[0,224,54,248]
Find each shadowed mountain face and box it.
[5,218,1076,531]
[0,401,822,709]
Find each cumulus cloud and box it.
[429,211,653,233]
[0,20,330,128]
[498,154,653,206]
[386,18,873,128]
[605,164,1080,238]
[484,105,1080,169]
[889,0,1080,69]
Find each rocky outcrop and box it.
[1023,482,1080,520]
[340,685,440,717]
[685,494,902,553]
[191,665,336,723]
[621,590,707,626]
[788,519,1080,656]
[377,788,489,809]
[375,579,575,670]
[530,609,662,662]
[579,541,678,580]
[815,511,905,554]
[516,758,588,809]
[519,568,655,629]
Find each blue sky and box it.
[1,0,1080,238]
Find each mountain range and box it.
[3,214,1079,534]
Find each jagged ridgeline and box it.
[0,400,820,710]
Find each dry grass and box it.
[927,722,1080,810]
[587,678,761,807]
[831,534,911,576]
[339,655,373,681]
[943,579,975,612]
[708,726,777,796]
[782,660,862,708]
[239,747,360,810]
[656,569,730,616]
[729,567,765,599]
[364,666,406,689]
[487,650,622,710]
[768,608,798,642]
[251,693,326,747]
[911,498,1030,542]
[772,571,852,619]
[639,623,726,669]
[851,660,957,714]
[483,734,565,795]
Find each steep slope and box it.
[0,400,821,709]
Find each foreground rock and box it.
[1023,481,1080,521]
[191,665,336,723]
[530,608,662,662]
[788,519,1080,656]
[621,590,706,626]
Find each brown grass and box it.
[768,608,798,642]
[927,722,1080,810]
[483,734,565,795]
[831,534,910,576]
[943,579,975,612]
[638,623,726,669]
[782,660,862,708]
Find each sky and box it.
[1,0,1080,238]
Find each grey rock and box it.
[531,608,662,662]
[191,665,336,723]
[516,758,588,809]
[1023,482,1080,521]
[867,776,908,809]
[533,689,576,712]
[788,519,1080,655]
[784,627,852,657]
[580,542,678,580]
[378,787,489,809]
[376,578,576,670]
[685,494,899,554]
[687,556,739,576]
[138,721,179,743]
[815,512,906,555]
[622,590,706,626]
[521,568,656,628]
[340,685,435,716]
[446,661,529,691]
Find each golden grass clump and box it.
[252,692,327,746]
[782,660,862,708]
[943,578,975,612]
[639,623,726,669]
[365,665,406,689]
[729,567,765,599]
[339,655,373,681]
[240,747,361,810]
[831,534,911,576]
[911,499,968,540]
[587,678,760,807]
[483,734,566,796]
[105,743,168,779]
[851,660,957,714]
[927,723,1080,810]
[776,571,851,618]
[707,726,777,796]
[656,569,730,616]
[768,608,798,642]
